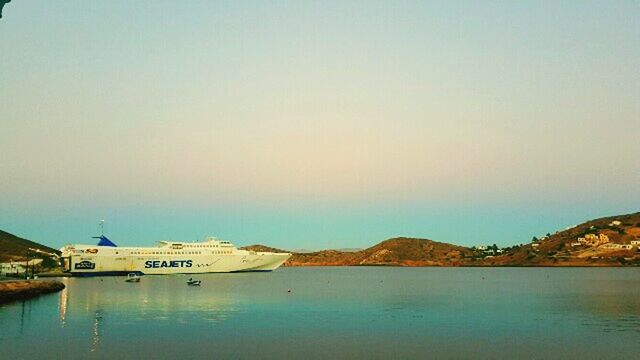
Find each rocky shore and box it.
[0,280,65,304]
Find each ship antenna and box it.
[99,220,105,236]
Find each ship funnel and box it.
[92,235,118,247]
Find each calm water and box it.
[1,267,639,359]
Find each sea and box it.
[1,267,639,359]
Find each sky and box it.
[1,1,639,250]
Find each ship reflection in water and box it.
[0,268,638,359]
[91,309,103,352]
[54,274,243,354]
[58,278,67,325]
[58,274,241,320]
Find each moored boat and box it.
[187,278,201,286]
[125,273,140,282]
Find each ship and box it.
[59,235,291,276]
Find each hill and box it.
[245,212,640,267]
[0,230,60,267]
[479,212,640,266]
[245,237,475,267]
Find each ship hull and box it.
[64,252,290,276]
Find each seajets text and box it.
[144,260,193,268]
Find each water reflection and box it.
[58,279,68,325]
[548,276,640,334]
[2,268,639,359]
[91,309,103,352]
[55,275,244,353]
[62,277,239,318]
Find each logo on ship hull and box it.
[74,260,96,270]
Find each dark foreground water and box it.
[1,267,639,359]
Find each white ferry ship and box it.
[59,235,291,276]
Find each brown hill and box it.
[0,230,60,267]
[478,212,640,266]
[356,237,473,266]
[244,237,475,267]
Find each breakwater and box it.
[0,280,65,304]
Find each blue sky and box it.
[1,1,638,250]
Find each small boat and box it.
[187,278,201,286]
[125,273,141,283]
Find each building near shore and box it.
[0,259,43,276]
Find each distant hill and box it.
[245,237,475,267]
[0,230,60,267]
[244,212,640,267]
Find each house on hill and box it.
[577,233,609,247]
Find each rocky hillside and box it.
[0,229,60,267]
[481,212,640,266]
